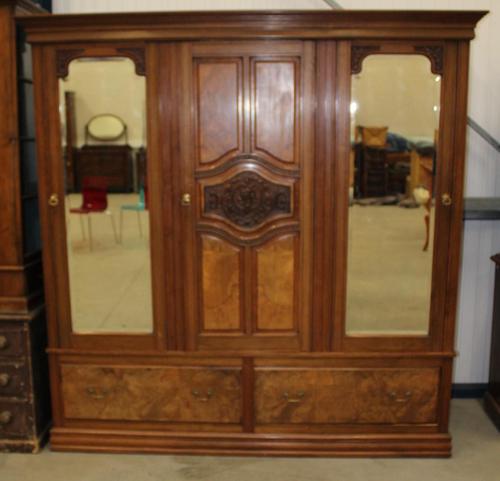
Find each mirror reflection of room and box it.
[347,54,440,336]
[59,56,152,334]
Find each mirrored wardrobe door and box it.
[346,52,441,338]
[58,55,153,335]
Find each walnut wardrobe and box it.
[21,10,486,456]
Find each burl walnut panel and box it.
[61,365,242,423]
[201,235,242,331]
[256,234,296,331]
[253,59,298,165]
[194,59,242,165]
[255,368,439,424]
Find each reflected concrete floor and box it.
[1,400,499,481]
[65,193,153,333]
[347,204,434,335]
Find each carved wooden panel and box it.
[194,59,242,165]
[61,364,242,423]
[201,235,241,331]
[256,234,296,331]
[255,368,439,425]
[253,59,298,164]
[203,171,292,229]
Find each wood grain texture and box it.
[61,364,242,423]
[201,235,241,332]
[253,59,298,165]
[194,59,242,166]
[20,11,487,44]
[255,368,439,425]
[256,234,296,331]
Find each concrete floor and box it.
[1,400,499,481]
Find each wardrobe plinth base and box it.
[50,428,452,458]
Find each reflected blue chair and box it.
[119,186,147,242]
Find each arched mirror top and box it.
[56,46,146,79]
[351,44,444,75]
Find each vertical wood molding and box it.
[313,40,337,351]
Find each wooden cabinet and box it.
[0,0,51,453]
[485,254,500,429]
[21,10,486,456]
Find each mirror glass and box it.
[59,57,152,333]
[346,54,440,336]
[87,114,126,140]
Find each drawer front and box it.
[61,364,242,424]
[0,363,28,398]
[0,401,31,436]
[255,368,439,425]
[0,329,25,358]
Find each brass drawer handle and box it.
[441,193,452,206]
[191,388,214,402]
[0,335,8,350]
[389,391,413,403]
[86,387,110,400]
[0,410,12,426]
[181,193,191,206]
[283,391,305,404]
[0,373,11,387]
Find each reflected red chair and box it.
[69,176,118,250]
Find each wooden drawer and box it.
[255,368,439,425]
[0,329,25,358]
[0,363,28,399]
[61,364,242,424]
[0,401,31,436]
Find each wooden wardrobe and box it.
[21,10,486,456]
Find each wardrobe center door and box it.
[182,42,315,351]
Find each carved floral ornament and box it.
[204,171,292,229]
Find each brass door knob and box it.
[0,411,12,425]
[0,373,10,387]
[181,193,191,206]
[441,193,452,206]
[48,193,59,207]
[0,335,7,350]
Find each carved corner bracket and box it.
[351,46,381,74]
[116,47,146,76]
[414,46,444,75]
[204,171,292,229]
[56,48,85,78]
